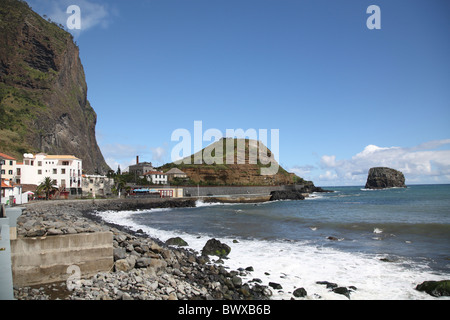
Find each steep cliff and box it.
[365,167,406,189]
[0,0,109,174]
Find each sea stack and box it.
[365,167,406,189]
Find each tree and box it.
[106,169,116,178]
[113,174,126,197]
[37,177,57,200]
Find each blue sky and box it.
[26,0,450,186]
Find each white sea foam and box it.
[195,200,219,207]
[94,209,449,300]
[195,200,246,207]
[361,187,406,191]
[305,192,325,200]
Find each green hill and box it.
[160,138,309,186]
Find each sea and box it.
[95,184,450,300]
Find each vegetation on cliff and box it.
[0,0,109,173]
[160,138,312,187]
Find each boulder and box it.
[268,282,283,290]
[316,281,338,289]
[332,287,351,299]
[135,257,152,268]
[293,287,307,298]
[232,276,243,288]
[115,259,132,272]
[47,228,64,235]
[270,190,305,201]
[165,237,189,247]
[113,247,127,261]
[416,280,450,297]
[25,228,46,237]
[201,238,231,257]
[365,167,406,189]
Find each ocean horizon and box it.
[95,184,450,300]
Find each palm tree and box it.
[37,177,57,200]
[113,175,126,197]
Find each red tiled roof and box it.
[0,152,16,160]
[1,179,13,188]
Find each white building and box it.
[1,179,28,205]
[16,153,83,195]
[143,171,168,185]
[165,168,188,182]
[82,175,114,198]
[0,152,17,182]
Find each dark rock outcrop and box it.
[269,190,305,201]
[202,238,231,258]
[293,287,307,298]
[365,167,406,189]
[416,280,450,297]
[165,237,189,247]
[268,282,283,290]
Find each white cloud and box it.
[100,142,170,172]
[320,155,336,168]
[319,170,338,181]
[151,146,168,165]
[104,157,135,173]
[100,143,148,172]
[27,0,116,33]
[289,165,316,180]
[290,165,314,175]
[315,139,450,186]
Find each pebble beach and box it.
[13,199,273,300]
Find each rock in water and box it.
[165,237,189,247]
[201,238,231,257]
[293,287,307,298]
[365,167,406,189]
[269,190,305,201]
[416,280,450,297]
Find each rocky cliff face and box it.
[365,167,406,189]
[0,0,109,174]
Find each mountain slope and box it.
[0,0,109,174]
[161,138,309,186]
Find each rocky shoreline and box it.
[13,198,273,300]
[12,198,448,300]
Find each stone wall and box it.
[183,185,304,197]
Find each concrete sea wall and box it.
[11,232,113,286]
[11,198,196,287]
[183,184,304,197]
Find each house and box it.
[128,156,154,177]
[0,152,17,182]
[82,175,114,197]
[1,179,27,205]
[129,162,154,176]
[165,168,188,182]
[128,156,153,177]
[143,171,168,185]
[16,153,83,196]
